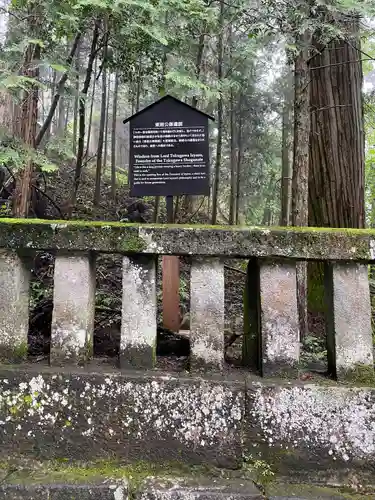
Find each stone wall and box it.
[0,219,374,482]
[0,367,374,481]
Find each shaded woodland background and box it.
[0,0,375,369]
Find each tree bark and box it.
[292,40,311,227]
[292,32,312,340]
[235,96,243,225]
[184,30,206,215]
[57,89,65,136]
[262,172,276,225]
[111,72,119,201]
[94,25,109,206]
[308,17,365,320]
[135,56,141,112]
[70,20,100,213]
[280,71,293,226]
[85,56,98,158]
[211,0,224,225]
[13,3,41,217]
[72,41,81,155]
[309,23,365,229]
[103,72,111,173]
[229,87,236,224]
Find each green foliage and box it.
[0,141,59,174]
[242,454,275,486]
[45,136,75,163]
[301,334,327,366]
[30,280,51,309]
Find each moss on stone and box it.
[0,458,218,490]
[340,363,375,385]
[0,218,374,261]
[0,343,28,364]
[120,233,147,253]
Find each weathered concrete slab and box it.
[136,477,263,499]
[190,258,224,371]
[1,218,375,261]
[258,260,299,377]
[245,379,375,471]
[325,262,374,382]
[51,253,96,365]
[120,256,157,369]
[0,250,29,362]
[0,483,127,499]
[0,367,243,468]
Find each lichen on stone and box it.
[249,383,375,463]
[0,373,243,458]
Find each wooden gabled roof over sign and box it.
[123,94,215,124]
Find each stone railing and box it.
[0,219,374,382]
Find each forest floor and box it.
[27,166,328,375]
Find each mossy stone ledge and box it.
[0,218,375,260]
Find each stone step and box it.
[0,482,364,499]
[0,478,263,499]
[0,472,369,500]
[138,477,264,499]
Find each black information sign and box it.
[124,95,214,198]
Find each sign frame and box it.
[123,95,214,200]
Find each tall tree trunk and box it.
[85,56,98,158]
[36,31,82,147]
[70,20,100,214]
[72,41,81,155]
[47,69,56,139]
[184,29,206,215]
[292,32,312,340]
[135,57,141,112]
[280,71,293,226]
[308,18,365,320]
[235,96,243,225]
[57,91,65,136]
[13,4,41,217]
[262,172,276,225]
[211,0,224,225]
[309,26,364,228]
[103,73,111,173]
[229,88,236,224]
[111,72,119,201]
[94,25,109,206]
[154,13,169,222]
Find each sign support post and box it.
[163,195,180,332]
[123,94,214,335]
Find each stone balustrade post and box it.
[257,259,299,377]
[0,250,30,362]
[325,262,374,382]
[120,255,157,369]
[50,253,96,366]
[190,258,225,371]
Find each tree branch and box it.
[310,58,372,71]
[35,31,83,147]
[345,39,375,61]
[31,184,65,218]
